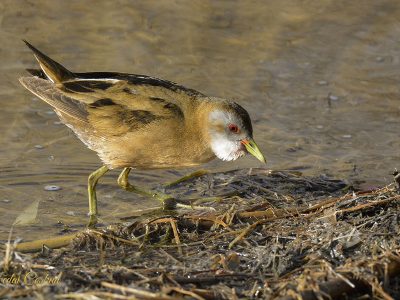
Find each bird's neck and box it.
[192,98,215,140]
[179,98,215,161]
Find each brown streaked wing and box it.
[19,76,89,124]
[86,94,185,137]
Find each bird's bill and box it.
[241,138,266,163]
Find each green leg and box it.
[117,167,175,209]
[117,167,133,190]
[87,165,109,227]
[164,169,209,187]
[117,167,214,211]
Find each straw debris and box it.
[1,168,400,299]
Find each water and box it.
[1,0,399,240]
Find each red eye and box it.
[228,124,239,133]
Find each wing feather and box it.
[59,77,188,122]
[19,76,88,123]
[19,76,190,137]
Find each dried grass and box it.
[1,168,399,299]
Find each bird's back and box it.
[20,42,216,169]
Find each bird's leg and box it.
[87,165,109,227]
[117,167,149,195]
[117,167,133,190]
[117,168,214,210]
[117,167,176,209]
[164,169,209,188]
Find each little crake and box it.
[20,41,266,226]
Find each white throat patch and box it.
[210,138,243,161]
[208,110,244,161]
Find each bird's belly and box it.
[95,133,215,170]
[100,149,215,169]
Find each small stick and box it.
[186,215,230,228]
[229,221,261,249]
[57,291,134,299]
[163,287,205,300]
[238,208,282,219]
[169,219,182,255]
[158,248,182,265]
[13,232,78,253]
[90,229,140,246]
[102,281,175,299]
[337,195,400,214]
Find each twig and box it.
[57,292,136,299]
[90,229,140,246]
[13,233,78,253]
[229,221,261,249]
[169,219,182,255]
[173,273,254,284]
[158,248,182,265]
[163,287,205,300]
[337,195,400,214]
[101,281,175,299]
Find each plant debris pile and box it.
[1,168,400,299]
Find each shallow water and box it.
[0,0,399,241]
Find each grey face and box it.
[208,108,250,161]
[208,102,266,163]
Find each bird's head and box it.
[207,101,266,163]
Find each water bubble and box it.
[44,185,61,191]
[328,94,339,101]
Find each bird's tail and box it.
[23,40,75,83]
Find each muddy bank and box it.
[1,168,399,299]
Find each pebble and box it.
[316,125,324,129]
[375,56,384,62]
[34,144,44,149]
[318,80,328,86]
[2,199,11,203]
[66,211,75,216]
[44,185,62,191]
[53,121,63,125]
[342,134,352,139]
[328,94,339,101]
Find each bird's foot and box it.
[87,214,98,228]
[148,191,218,211]
[120,183,178,209]
[118,167,216,211]
[123,184,216,211]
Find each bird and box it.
[19,40,266,226]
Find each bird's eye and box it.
[228,124,239,133]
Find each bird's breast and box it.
[94,125,215,169]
